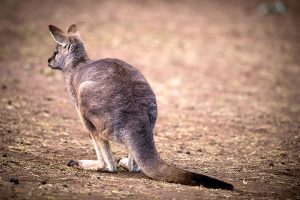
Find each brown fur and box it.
[48,24,233,190]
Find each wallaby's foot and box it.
[67,159,116,171]
[118,157,141,172]
[105,163,117,173]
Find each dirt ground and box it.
[0,0,300,199]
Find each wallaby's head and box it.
[48,24,87,70]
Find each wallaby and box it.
[47,24,233,190]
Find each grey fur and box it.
[48,24,233,190]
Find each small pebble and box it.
[9,178,19,184]
[2,154,8,157]
[40,179,48,185]
[62,184,68,188]
[87,182,92,186]
[45,97,53,101]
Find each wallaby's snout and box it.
[48,51,56,68]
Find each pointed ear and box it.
[67,24,82,40]
[49,25,69,46]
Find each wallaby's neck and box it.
[62,51,91,104]
[63,49,90,73]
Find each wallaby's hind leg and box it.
[67,134,117,172]
[119,151,141,172]
[119,108,155,173]
[67,133,105,171]
[67,136,116,172]
[96,136,117,172]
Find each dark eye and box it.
[65,44,71,50]
[54,50,58,55]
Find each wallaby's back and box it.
[72,58,156,140]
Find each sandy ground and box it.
[0,0,300,199]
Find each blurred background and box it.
[0,0,299,199]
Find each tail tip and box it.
[224,183,234,190]
[192,173,234,190]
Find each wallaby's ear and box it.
[67,24,78,35]
[67,24,83,41]
[49,25,69,46]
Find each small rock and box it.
[258,1,287,15]
[9,178,19,184]
[62,184,68,188]
[45,96,53,101]
[280,152,287,157]
[87,182,92,186]
[274,1,287,15]
[2,154,8,157]
[40,179,48,185]
[1,85,7,90]
[6,105,13,110]
[177,150,190,155]
[209,140,217,145]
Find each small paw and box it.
[67,160,80,168]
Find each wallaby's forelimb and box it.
[67,133,106,171]
[96,136,117,172]
[90,133,105,167]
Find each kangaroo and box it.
[47,24,233,190]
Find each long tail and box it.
[126,124,234,190]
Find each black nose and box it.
[48,57,51,63]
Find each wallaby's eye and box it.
[66,44,71,51]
